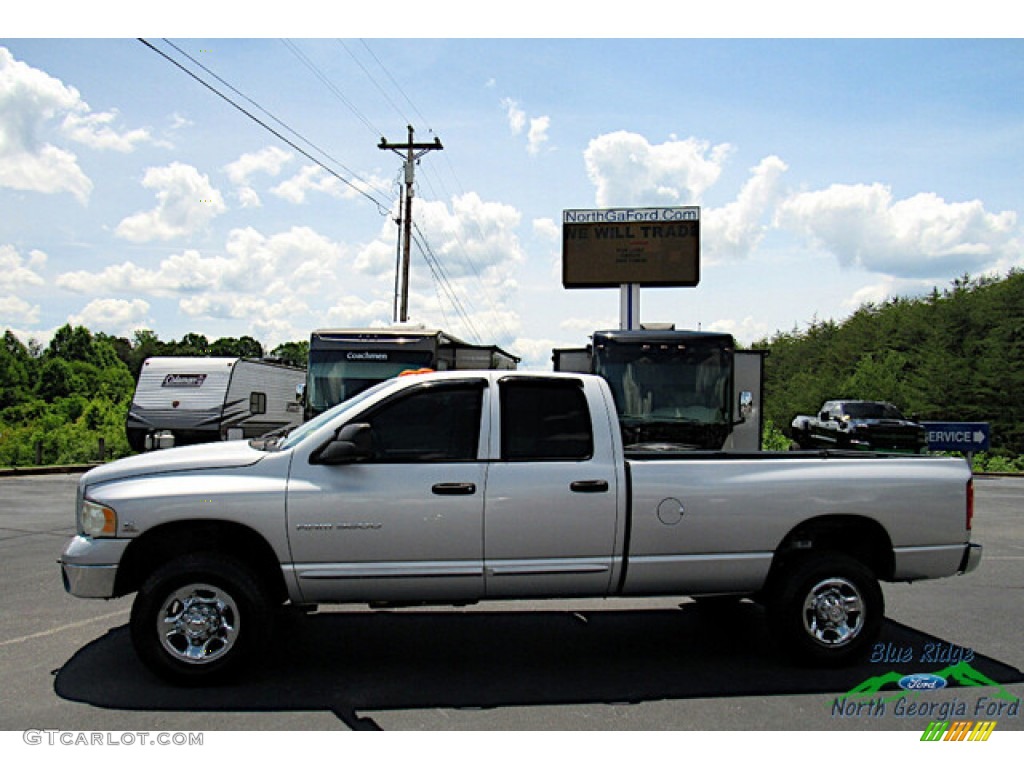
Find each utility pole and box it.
[379,125,443,323]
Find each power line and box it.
[412,223,482,343]
[335,39,410,130]
[414,165,517,342]
[352,40,514,341]
[138,38,394,215]
[281,39,382,140]
[358,39,433,134]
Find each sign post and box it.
[620,283,640,330]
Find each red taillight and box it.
[966,478,974,531]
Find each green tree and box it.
[36,357,78,402]
[46,323,95,363]
[174,333,210,357]
[210,335,264,358]
[0,331,33,408]
[270,340,308,368]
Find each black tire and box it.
[129,553,272,685]
[766,552,883,666]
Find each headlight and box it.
[80,499,117,537]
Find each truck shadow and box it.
[54,602,1022,730]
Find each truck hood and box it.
[82,440,266,485]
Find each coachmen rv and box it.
[126,357,305,451]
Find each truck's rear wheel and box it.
[129,554,271,684]
[767,552,883,666]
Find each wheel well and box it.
[772,515,895,581]
[114,520,288,604]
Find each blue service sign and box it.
[922,422,991,452]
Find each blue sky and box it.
[3,18,1023,368]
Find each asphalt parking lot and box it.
[1,471,1021,735]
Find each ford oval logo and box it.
[899,673,947,691]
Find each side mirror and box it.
[312,423,373,465]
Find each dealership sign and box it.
[562,206,700,288]
[922,422,991,452]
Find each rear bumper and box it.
[959,542,983,575]
[892,542,982,581]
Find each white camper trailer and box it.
[126,357,305,451]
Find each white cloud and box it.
[224,225,345,293]
[584,131,733,208]
[115,162,226,242]
[501,97,550,155]
[324,295,393,327]
[527,115,550,156]
[357,192,524,286]
[270,164,390,205]
[429,192,524,278]
[57,251,224,297]
[68,298,150,335]
[841,277,940,310]
[532,217,559,241]
[0,244,46,291]
[775,183,1021,277]
[60,225,346,300]
[179,293,311,349]
[224,146,292,186]
[501,97,526,134]
[703,155,788,262]
[508,336,572,372]
[405,282,523,349]
[236,186,261,209]
[349,193,526,345]
[61,109,151,152]
[0,47,152,203]
[0,295,40,325]
[0,46,90,202]
[55,224,345,348]
[704,316,771,346]
[271,165,335,204]
[224,146,292,207]
[354,234,397,278]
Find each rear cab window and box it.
[499,378,594,461]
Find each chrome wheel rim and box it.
[158,583,239,664]
[801,576,865,647]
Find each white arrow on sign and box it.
[974,430,986,443]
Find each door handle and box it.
[570,480,609,494]
[432,482,477,496]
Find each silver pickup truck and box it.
[59,371,981,683]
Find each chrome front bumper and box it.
[59,535,130,598]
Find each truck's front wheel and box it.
[129,554,272,684]
[767,552,883,666]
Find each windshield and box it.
[306,349,434,413]
[843,402,906,420]
[595,341,732,425]
[277,379,395,451]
